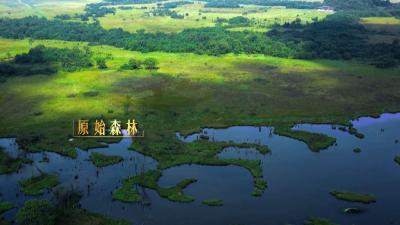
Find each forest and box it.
[0,13,399,67]
[0,45,92,78]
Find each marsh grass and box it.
[89,152,123,167]
[1,38,400,203]
[0,147,32,174]
[0,202,15,214]
[113,170,197,203]
[20,173,59,196]
[202,199,224,206]
[330,191,377,204]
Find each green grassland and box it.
[360,17,400,25]
[0,0,96,19]
[1,37,400,202]
[1,37,400,154]
[0,0,331,33]
[360,16,400,43]
[99,2,331,33]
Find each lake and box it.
[1,113,400,225]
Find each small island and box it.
[395,155,400,165]
[330,191,376,204]
[20,173,59,196]
[89,152,123,167]
[202,199,224,206]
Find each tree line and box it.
[204,0,322,9]
[0,45,92,78]
[0,15,399,68]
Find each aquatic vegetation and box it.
[0,202,15,214]
[348,127,365,139]
[17,200,55,225]
[251,188,263,197]
[330,191,376,204]
[202,199,224,206]
[114,170,197,203]
[112,180,143,203]
[20,173,59,196]
[132,139,267,193]
[222,158,263,178]
[89,152,123,167]
[274,127,336,152]
[254,178,268,190]
[58,207,130,225]
[17,197,129,225]
[0,147,32,174]
[304,218,338,225]
[0,37,399,223]
[225,143,271,154]
[395,155,400,165]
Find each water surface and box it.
[1,114,400,225]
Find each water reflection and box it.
[1,114,400,225]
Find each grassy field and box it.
[360,17,400,25]
[0,0,97,19]
[1,37,400,150]
[99,2,331,32]
[1,38,400,201]
[360,17,400,43]
[0,0,331,33]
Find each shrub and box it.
[143,58,159,70]
[96,58,107,69]
[120,58,142,70]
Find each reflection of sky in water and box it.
[1,114,400,225]
[351,113,400,127]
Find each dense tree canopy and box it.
[0,45,92,78]
[0,14,399,67]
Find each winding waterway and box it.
[1,114,400,225]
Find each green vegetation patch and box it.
[17,200,55,225]
[57,202,130,225]
[275,127,336,152]
[20,173,59,196]
[330,191,377,204]
[17,197,129,225]
[112,179,143,203]
[113,170,197,203]
[0,202,15,214]
[132,139,268,195]
[0,45,92,79]
[0,147,32,174]
[395,155,400,165]
[304,218,338,225]
[89,152,123,167]
[202,199,224,206]
[225,142,271,154]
